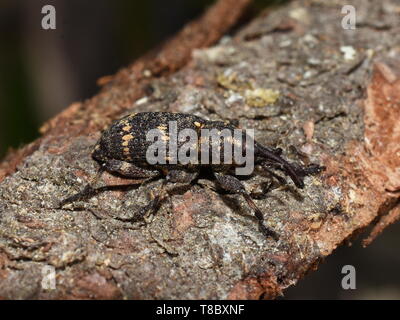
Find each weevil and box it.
[61,112,324,239]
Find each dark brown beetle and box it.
[62,112,324,239]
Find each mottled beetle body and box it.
[92,112,208,170]
[64,112,324,239]
[92,112,308,183]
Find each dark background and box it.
[0,0,399,299]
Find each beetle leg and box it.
[116,179,168,223]
[119,170,198,223]
[292,163,326,177]
[257,162,288,185]
[165,169,198,184]
[103,159,160,179]
[60,160,160,207]
[213,172,279,240]
[59,165,106,207]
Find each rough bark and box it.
[0,0,399,299]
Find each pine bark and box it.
[0,0,399,299]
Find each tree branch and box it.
[0,0,399,299]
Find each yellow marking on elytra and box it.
[121,134,134,147]
[123,147,130,154]
[194,121,204,128]
[122,125,132,132]
[161,135,170,141]
[121,119,129,124]
[157,125,167,131]
[122,134,134,141]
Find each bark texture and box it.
[0,0,399,299]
